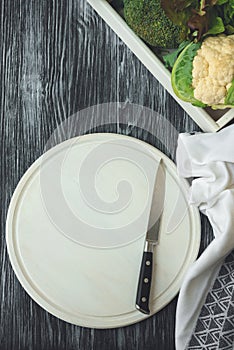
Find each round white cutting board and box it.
[6,133,201,328]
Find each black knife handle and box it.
[135,251,153,315]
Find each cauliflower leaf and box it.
[171,41,206,106]
[225,80,234,105]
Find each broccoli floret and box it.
[124,0,187,48]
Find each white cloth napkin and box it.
[175,124,234,350]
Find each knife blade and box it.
[135,161,165,315]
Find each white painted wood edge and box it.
[87,0,233,132]
[216,108,234,129]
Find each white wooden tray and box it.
[87,0,234,132]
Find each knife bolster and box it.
[144,240,154,253]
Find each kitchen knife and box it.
[135,161,165,315]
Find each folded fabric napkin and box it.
[176,124,234,350]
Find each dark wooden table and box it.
[0,1,214,349]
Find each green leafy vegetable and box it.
[216,0,228,4]
[163,40,191,68]
[160,0,196,27]
[161,0,234,41]
[187,13,209,39]
[222,0,234,29]
[205,15,225,35]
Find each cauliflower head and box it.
[192,35,234,106]
[171,35,234,109]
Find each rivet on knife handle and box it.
[135,251,153,315]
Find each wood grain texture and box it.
[0,1,214,349]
